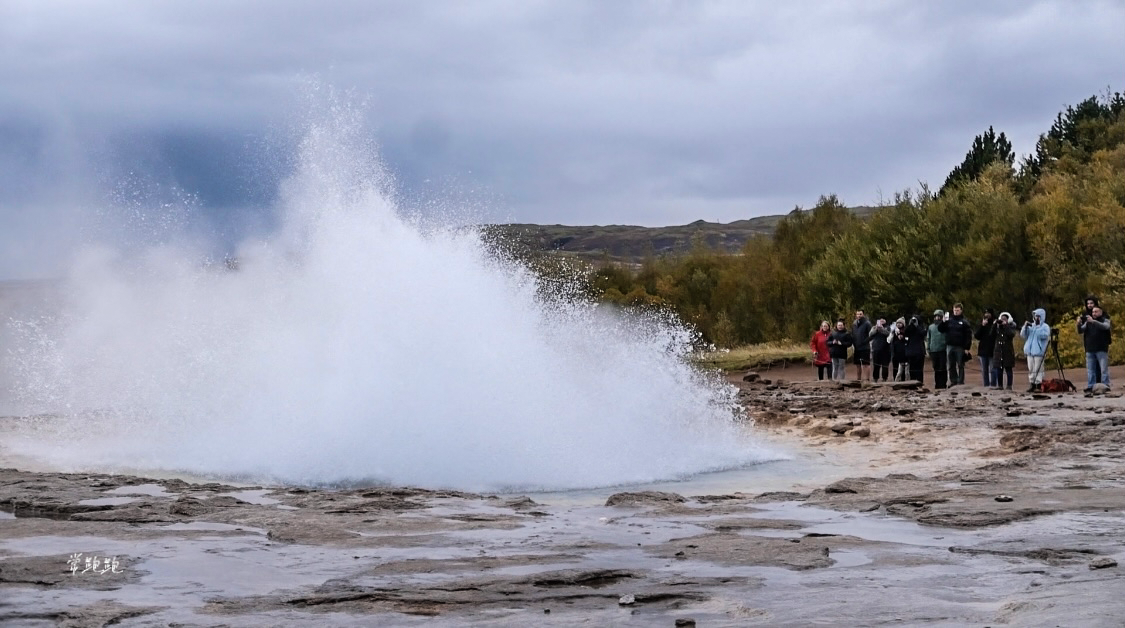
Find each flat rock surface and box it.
[3,368,1125,625]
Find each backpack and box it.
[1040,378,1076,393]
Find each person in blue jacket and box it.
[1020,308,1051,392]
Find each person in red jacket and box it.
[810,320,832,380]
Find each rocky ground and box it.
[2,368,1125,626]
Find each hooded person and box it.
[975,308,997,387]
[991,311,1017,390]
[926,309,948,389]
[1020,308,1051,392]
[891,317,909,381]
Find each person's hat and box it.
[933,309,944,317]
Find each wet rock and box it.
[0,554,139,589]
[742,372,760,382]
[892,381,922,390]
[894,408,915,416]
[503,496,540,511]
[605,491,686,507]
[830,421,854,434]
[618,593,635,605]
[168,496,213,517]
[532,569,635,588]
[840,380,862,389]
[851,427,871,438]
[1089,557,1117,570]
[675,619,697,627]
[994,495,1014,502]
[652,533,833,570]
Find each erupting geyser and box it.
[6,112,781,491]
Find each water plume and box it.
[7,108,781,492]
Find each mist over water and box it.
[6,111,781,492]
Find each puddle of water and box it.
[77,496,138,506]
[828,549,873,568]
[147,521,268,534]
[529,451,844,509]
[219,489,280,505]
[108,484,177,498]
[746,501,972,547]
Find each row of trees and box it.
[581,90,1125,365]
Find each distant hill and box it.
[485,206,877,263]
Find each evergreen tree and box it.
[941,126,1014,195]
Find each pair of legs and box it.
[854,351,871,381]
[908,357,925,383]
[872,350,891,382]
[816,364,830,380]
[1027,354,1046,390]
[893,360,907,382]
[831,358,848,381]
[929,350,947,389]
[990,361,1013,389]
[979,355,993,386]
[1086,352,1110,389]
[947,346,965,385]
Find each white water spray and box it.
[6,112,780,491]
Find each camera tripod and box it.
[1032,329,1076,392]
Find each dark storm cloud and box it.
[1,0,1123,273]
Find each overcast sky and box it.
[1,0,1123,277]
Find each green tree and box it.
[941,126,1014,195]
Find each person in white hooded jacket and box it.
[1019,308,1051,392]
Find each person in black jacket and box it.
[1077,305,1112,391]
[905,315,927,383]
[828,319,854,382]
[852,310,873,382]
[991,312,1017,390]
[940,303,973,386]
[974,308,997,388]
[1084,295,1103,385]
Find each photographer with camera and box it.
[975,309,997,387]
[1083,295,1104,385]
[905,314,927,383]
[891,317,909,381]
[991,312,1017,390]
[1077,305,1112,392]
[870,317,892,382]
[1020,308,1051,392]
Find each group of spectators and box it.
[809,297,1113,393]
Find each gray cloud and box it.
[1,0,1123,275]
